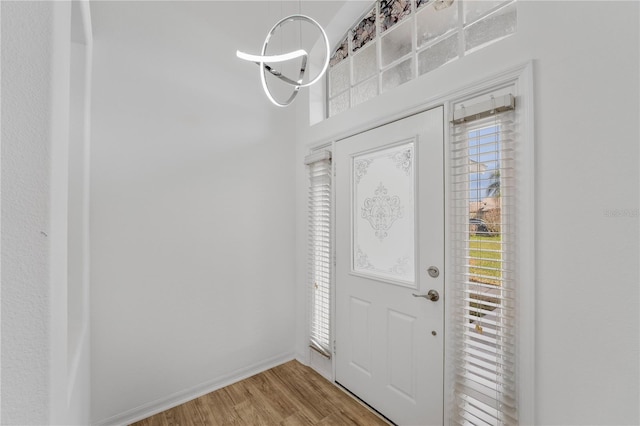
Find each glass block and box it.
[353,42,377,84]
[352,8,376,52]
[416,0,458,47]
[418,32,459,75]
[464,2,516,52]
[382,58,413,92]
[380,0,412,33]
[381,19,413,67]
[464,0,511,24]
[418,0,457,11]
[416,0,430,10]
[353,77,378,106]
[329,60,350,97]
[329,90,350,117]
[330,36,349,67]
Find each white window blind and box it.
[450,95,518,425]
[306,150,332,358]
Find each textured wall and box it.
[1,2,91,424]
[1,2,55,424]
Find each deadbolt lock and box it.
[427,266,439,278]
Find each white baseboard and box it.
[294,350,309,366]
[94,352,295,426]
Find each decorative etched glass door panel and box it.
[353,141,416,286]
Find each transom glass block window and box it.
[327,0,517,117]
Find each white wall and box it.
[1,3,56,422]
[295,1,639,424]
[1,1,92,424]
[89,2,299,423]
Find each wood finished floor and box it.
[131,360,390,426]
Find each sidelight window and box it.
[450,93,518,425]
[306,150,333,358]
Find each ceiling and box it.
[90,1,351,54]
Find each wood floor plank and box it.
[315,411,361,426]
[232,398,275,425]
[130,360,389,426]
[223,380,255,406]
[279,410,316,426]
[267,363,340,421]
[197,389,238,425]
[257,369,327,422]
[244,372,297,420]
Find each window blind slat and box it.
[460,330,516,352]
[307,152,332,359]
[451,102,518,425]
[458,348,515,370]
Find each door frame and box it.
[302,62,535,425]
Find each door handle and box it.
[412,289,439,302]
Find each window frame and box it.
[450,105,518,425]
[444,68,535,425]
[306,147,334,361]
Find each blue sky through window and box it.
[468,124,500,202]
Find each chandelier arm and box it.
[262,62,306,87]
[238,14,330,107]
[236,49,307,64]
[259,52,307,107]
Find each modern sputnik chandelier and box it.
[236,13,330,107]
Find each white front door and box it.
[335,107,444,425]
